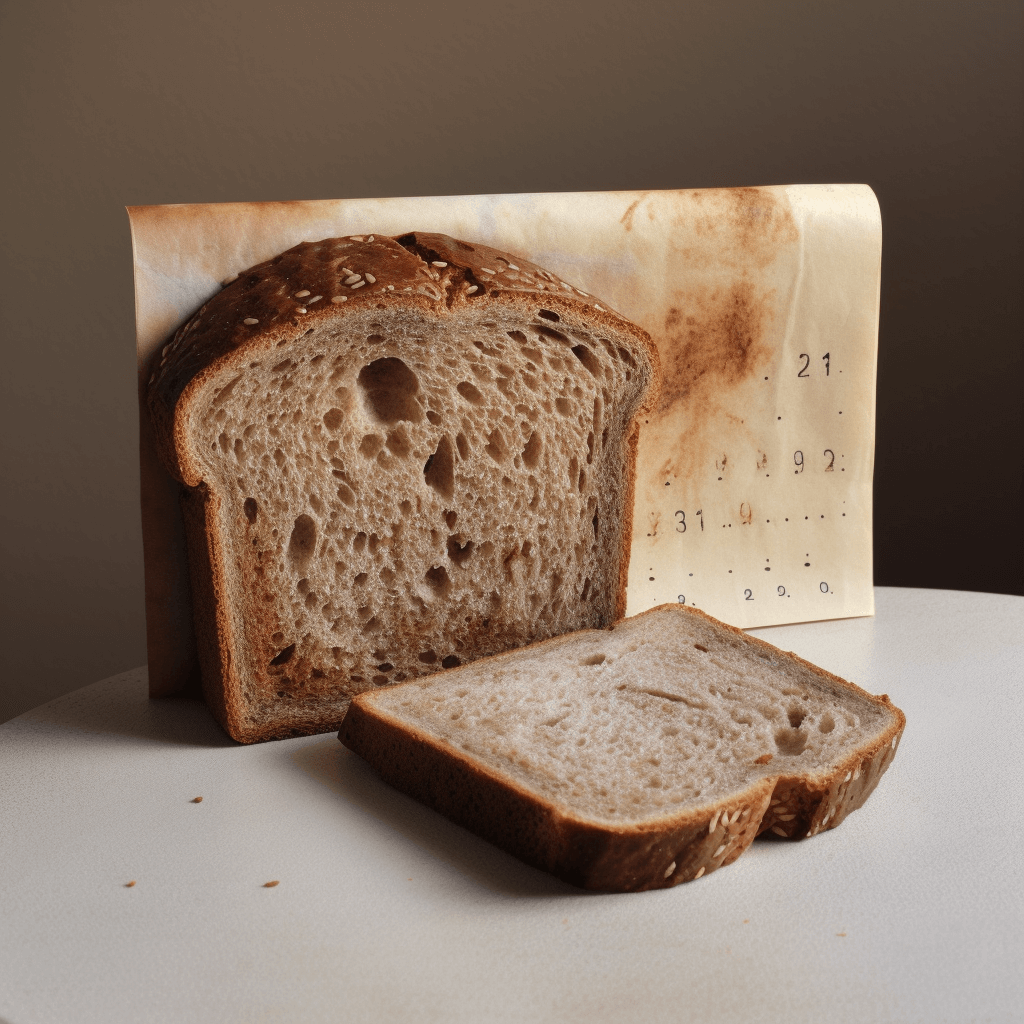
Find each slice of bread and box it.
[147,232,658,743]
[339,603,905,891]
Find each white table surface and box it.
[2,587,1022,1024]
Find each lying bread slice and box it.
[339,603,904,891]
[147,232,658,743]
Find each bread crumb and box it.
[191,796,203,803]
[125,881,136,887]
[263,880,280,888]
[836,932,846,937]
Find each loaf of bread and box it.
[147,232,658,743]
[339,603,905,891]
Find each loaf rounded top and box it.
[147,231,657,483]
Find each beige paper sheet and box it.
[129,186,880,697]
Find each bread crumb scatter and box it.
[263,880,280,888]
[125,881,136,887]
[191,796,203,803]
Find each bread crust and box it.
[339,603,905,891]
[147,232,659,743]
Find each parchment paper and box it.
[129,186,880,697]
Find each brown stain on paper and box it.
[649,188,800,485]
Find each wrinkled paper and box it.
[129,186,880,697]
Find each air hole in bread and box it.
[508,330,527,343]
[359,434,384,458]
[424,435,455,498]
[418,651,438,664]
[425,565,451,594]
[556,397,572,417]
[269,643,296,667]
[357,357,422,424]
[323,408,344,430]
[336,482,356,506]
[774,726,808,756]
[447,536,474,565]
[353,532,367,553]
[441,655,462,669]
[538,309,560,322]
[585,431,595,465]
[537,324,568,343]
[569,456,579,488]
[485,429,507,463]
[243,498,258,523]
[455,432,470,459]
[581,577,592,602]
[818,713,836,733]
[457,381,484,405]
[694,644,709,652]
[592,508,600,536]
[581,653,606,666]
[787,708,806,728]
[571,345,601,378]
[288,515,317,567]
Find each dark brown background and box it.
[2,0,1021,723]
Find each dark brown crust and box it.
[147,232,659,743]
[178,483,243,741]
[339,603,905,892]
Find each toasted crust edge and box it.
[339,603,905,891]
